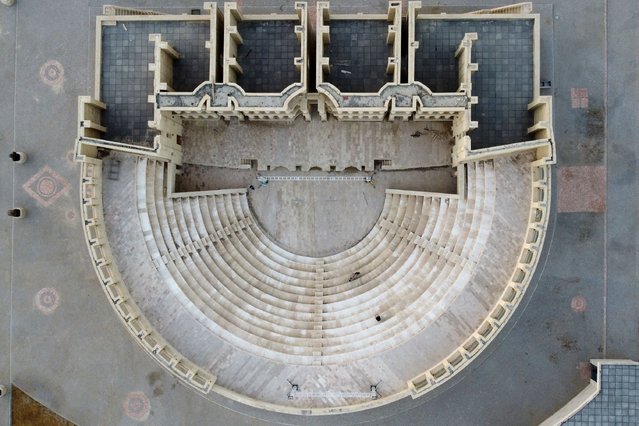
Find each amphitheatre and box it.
[2,0,638,425]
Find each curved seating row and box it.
[136,157,497,365]
[78,157,216,394]
[407,159,551,398]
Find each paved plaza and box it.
[1,0,638,425]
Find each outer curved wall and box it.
[77,2,555,415]
[408,161,551,397]
[76,151,552,415]
[77,156,216,394]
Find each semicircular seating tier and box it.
[88,151,550,413]
[137,158,499,365]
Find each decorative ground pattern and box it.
[123,391,151,422]
[23,166,70,207]
[33,287,60,315]
[571,295,588,313]
[39,60,65,87]
[64,210,77,222]
[571,87,589,109]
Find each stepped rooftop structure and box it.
[73,0,556,415]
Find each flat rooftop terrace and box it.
[413,19,534,148]
[236,20,299,93]
[565,364,639,424]
[100,20,209,143]
[326,20,393,92]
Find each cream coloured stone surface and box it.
[75,1,555,415]
[247,167,456,256]
[101,150,534,412]
[181,119,453,171]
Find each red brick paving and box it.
[558,166,606,213]
[571,87,589,109]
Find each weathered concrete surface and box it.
[604,0,639,361]
[0,3,17,424]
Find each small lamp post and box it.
[7,208,26,218]
[9,151,27,163]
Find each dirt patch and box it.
[585,108,604,139]
[147,371,162,387]
[12,386,75,426]
[557,335,580,352]
[578,225,593,241]
[578,141,605,164]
